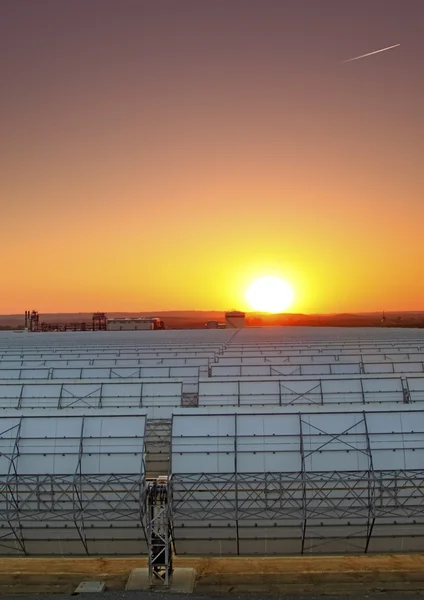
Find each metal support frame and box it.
[272,365,299,377]
[0,415,147,556]
[170,411,424,556]
[299,414,307,553]
[199,374,415,407]
[73,416,89,554]
[401,377,411,404]
[363,411,375,553]
[60,384,103,409]
[171,467,424,555]
[17,386,24,410]
[359,378,365,404]
[234,414,240,555]
[4,417,26,554]
[144,479,173,587]
[279,381,322,406]
[0,377,185,411]
[181,393,198,407]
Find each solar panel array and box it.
[0,326,424,555]
[0,411,147,555]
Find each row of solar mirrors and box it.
[1,407,424,555]
[0,375,422,415]
[1,359,424,378]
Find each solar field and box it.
[0,327,424,557]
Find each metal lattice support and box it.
[144,479,173,586]
[170,469,424,554]
[401,377,411,403]
[181,393,198,407]
[4,418,26,554]
[0,472,148,557]
[0,414,148,556]
[73,416,89,554]
[280,381,322,406]
[170,411,424,555]
[363,411,376,552]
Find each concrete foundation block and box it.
[125,568,150,590]
[74,581,105,594]
[171,567,196,593]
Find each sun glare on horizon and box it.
[246,276,294,313]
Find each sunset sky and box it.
[1,0,423,315]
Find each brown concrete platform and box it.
[125,568,150,591]
[1,555,424,596]
[171,567,196,593]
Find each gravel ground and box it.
[6,592,424,600]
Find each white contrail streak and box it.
[343,43,400,63]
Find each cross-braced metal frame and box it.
[199,375,423,407]
[144,479,174,586]
[0,414,148,555]
[0,381,184,411]
[170,411,424,555]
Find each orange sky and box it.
[1,1,423,315]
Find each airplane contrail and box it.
[343,43,400,63]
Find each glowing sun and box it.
[246,276,294,313]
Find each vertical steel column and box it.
[73,416,89,554]
[359,378,365,404]
[17,384,24,410]
[363,412,375,553]
[298,414,307,554]
[401,377,411,404]
[234,413,240,555]
[6,417,26,554]
[58,383,64,409]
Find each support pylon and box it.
[144,477,173,587]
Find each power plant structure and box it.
[24,310,40,332]
[4,320,424,590]
[92,312,108,331]
[225,310,246,328]
[22,312,164,332]
[108,317,165,331]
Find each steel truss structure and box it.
[144,479,174,586]
[212,360,424,377]
[171,410,424,555]
[0,381,182,414]
[0,413,148,556]
[197,375,424,407]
